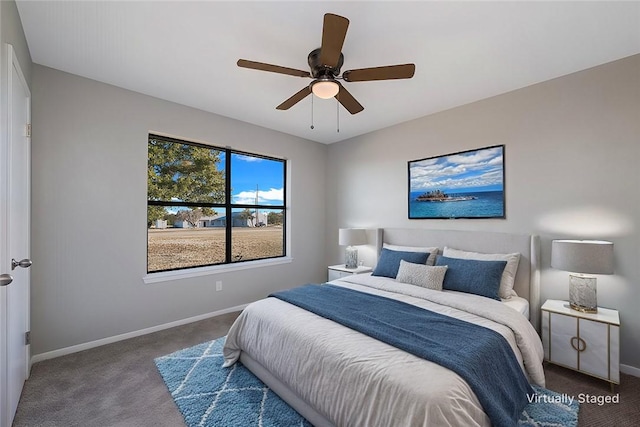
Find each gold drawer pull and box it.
[577,337,587,352]
[570,336,587,352]
[570,336,579,351]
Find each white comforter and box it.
[223,274,545,427]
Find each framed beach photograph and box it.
[408,145,505,219]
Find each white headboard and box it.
[377,228,541,331]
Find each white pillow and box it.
[396,260,448,291]
[442,247,520,299]
[383,243,439,266]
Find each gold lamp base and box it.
[569,273,598,313]
[569,302,598,314]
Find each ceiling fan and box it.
[237,13,415,115]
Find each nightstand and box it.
[541,299,620,389]
[327,264,372,281]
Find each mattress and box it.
[502,295,530,319]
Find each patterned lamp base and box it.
[345,246,358,269]
[569,274,598,313]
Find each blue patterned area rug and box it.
[155,337,578,427]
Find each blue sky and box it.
[226,152,284,205]
[409,146,504,193]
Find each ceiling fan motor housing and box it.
[308,48,343,78]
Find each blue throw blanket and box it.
[270,284,533,427]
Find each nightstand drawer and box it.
[328,269,351,281]
[327,264,372,282]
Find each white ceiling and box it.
[15,1,640,144]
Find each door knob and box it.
[11,258,32,270]
[0,274,13,286]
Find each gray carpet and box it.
[13,312,241,427]
[544,362,640,427]
[14,311,640,427]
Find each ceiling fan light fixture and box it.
[312,80,339,99]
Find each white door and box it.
[579,319,609,380]
[548,312,578,370]
[0,44,31,427]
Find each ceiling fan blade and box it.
[237,59,311,78]
[342,64,416,82]
[276,86,312,110]
[335,82,364,115]
[319,14,349,69]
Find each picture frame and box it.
[408,145,505,219]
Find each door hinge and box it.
[25,331,31,345]
[26,123,32,138]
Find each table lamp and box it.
[339,228,367,269]
[551,239,614,313]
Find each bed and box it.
[223,228,545,427]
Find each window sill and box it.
[143,256,293,284]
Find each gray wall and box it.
[30,65,327,356]
[327,55,640,371]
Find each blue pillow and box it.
[435,256,507,301]
[372,248,429,278]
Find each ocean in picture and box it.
[409,190,504,219]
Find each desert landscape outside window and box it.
[147,134,286,273]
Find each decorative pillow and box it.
[396,260,448,291]
[442,247,521,299]
[435,256,507,301]
[383,243,439,266]
[372,248,430,278]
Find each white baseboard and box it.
[621,363,640,378]
[30,304,248,364]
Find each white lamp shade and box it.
[312,80,339,99]
[338,228,367,246]
[551,240,614,275]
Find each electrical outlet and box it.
[215,281,222,291]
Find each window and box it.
[147,134,286,273]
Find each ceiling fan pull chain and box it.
[310,94,314,130]
[336,94,340,133]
